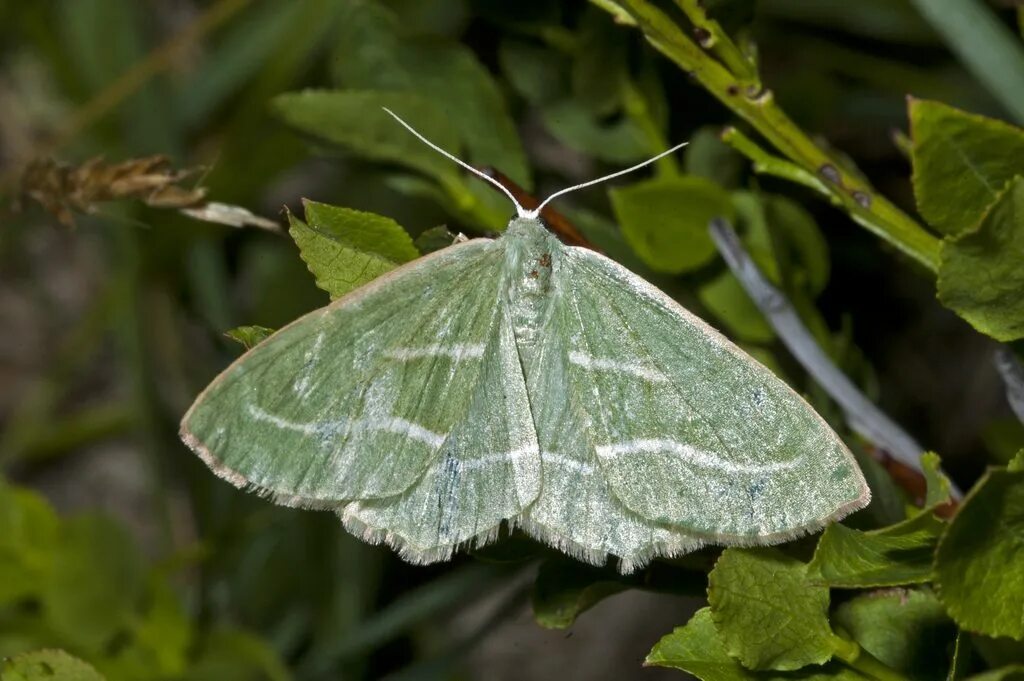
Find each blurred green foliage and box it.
[3,0,1024,679]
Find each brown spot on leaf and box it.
[539,253,552,268]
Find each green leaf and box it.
[413,226,457,254]
[1,649,106,681]
[921,451,953,509]
[935,465,1024,640]
[181,629,291,681]
[708,548,841,671]
[224,325,275,350]
[0,483,59,604]
[1010,449,1024,472]
[498,39,568,105]
[764,196,830,297]
[531,559,628,630]
[542,99,651,164]
[272,90,460,182]
[910,99,1024,236]
[698,271,775,343]
[832,588,956,681]
[684,127,745,189]
[330,1,529,185]
[105,579,193,679]
[288,201,419,300]
[646,608,861,680]
[611,176,735,274]
[571,8,630,116]
[40,515,145,653]
[808,512,944,588]
[937,176,1024,342]
[965,667,1024,681]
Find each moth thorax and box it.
[504,226,557,350]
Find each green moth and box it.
[181,110,869,573]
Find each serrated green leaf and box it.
[531,559,629,630]
[288,201,418,300]
[40,515,145,653]
[910,99,1024,236]
[937,176,1024,342]
[698,270,775,343]
[1,649,105,681]
[808,512,944,588]
[224,325,275,350]
[708,548,841,671]
[935,466,1024,640]
[646,608,860,680]
[833,588,956,681]
[272,90,460,182]
[611,176,735,274]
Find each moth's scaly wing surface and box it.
[181,238,539,516]
[341,296,541,564]
[519,317,703,572]
[551,247,869,542]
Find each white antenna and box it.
[382,107,527,217]
[529,141,688,218]
[384,107,687,220]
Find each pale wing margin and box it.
[558,246,869,543]
[180,237,529,511]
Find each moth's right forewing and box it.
[180,238,509,506]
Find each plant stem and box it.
[593,0,941,271]
[721,126,827,193]
[832,636,912,681]
[672,0,758,83]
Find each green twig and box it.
[832,636,912,681]
[720,127,827,193]
[672,0,758,83]
[592,0,941,271]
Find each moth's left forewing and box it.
[558,247,869,543]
